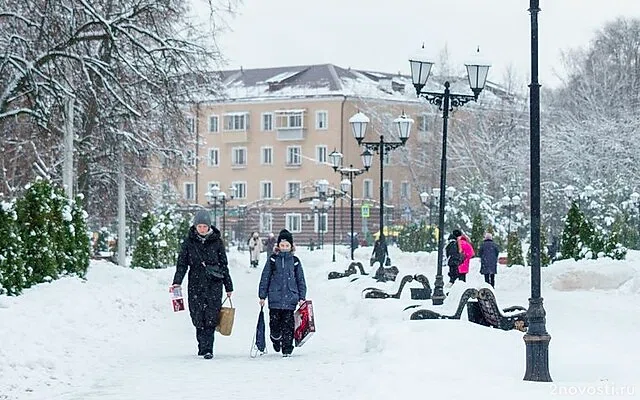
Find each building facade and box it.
[170,64,505,245]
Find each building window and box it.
[363,179,373,199]
[314,212,328,233]
[316,111,328,130]
[261,147,273,165]
[418,114,428,132]
[185,116,195,135]
[383,152,391,166]
[232,147,247,167]
[223,113,249,131]
[260,181,273,199]
[316,145,327,164]
[184,182,195,201]
[383,180,393,201]
[262,113,273,131]
[185,149,196,167]
[232,181,247,199]
[401,181,410,199]
[285,213,302,233]
[287,181,301,199]
[259,213,273,233]
[286,146,301,166]
[208,115,219,133]
[276,111,304,129]
[207,148,219,167]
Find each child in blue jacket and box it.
[258,229,307,357]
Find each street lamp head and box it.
[360,148,373,170]
[631,192,640,204]
[218,191,226,201]
[317,179,329,195]
[420,191,429,205]
[210,184,220,199]
[308,201,315,210]
[465,47,491,98]
[432,187,440,198]
[340,178,351,193]
[394,112,414,143]
[328,148,343,170]
[501,195,510,206]
[512,195,521,206]
[324,199,332,209]
[349,112,370,144]
[409,44,435,95]
[228,185,237,199]
[446,186,456,199]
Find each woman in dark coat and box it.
[172,210,233,359]
[479,232,499,288]
[258,229,307,357]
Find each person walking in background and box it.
[171,210,233,360]
[264,232,277,258]
[370,235,388,267]
[479,232,499,288]
[248,232,263,268]
[446,229,463,287]
[258,229,307,357]
[457,232,475,282]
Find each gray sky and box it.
[211,0,640,89]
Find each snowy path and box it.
[2,247,640,400]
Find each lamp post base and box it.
[431,274,446,305]
[523,333,552,382]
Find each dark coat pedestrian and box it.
[479,232,499,287]
[172,210,233,359]
[265,233,277,258]
[258,229,307,356]
[446,229,464,286]
[371,237,389,267]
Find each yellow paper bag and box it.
[216,297,235,336]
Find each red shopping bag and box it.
[294,300,315,347]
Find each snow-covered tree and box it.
[398,222,437,253]
[131,213,158,269]
[94,227,111,255]
[68,194,90,277]
[15,179,65,286]
[470,213,485,253]
[0,199,26,295]
[506,232,524,267]
[0,0,237,223]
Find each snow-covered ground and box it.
[1,245,639,400]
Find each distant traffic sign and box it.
[361,204,370,218]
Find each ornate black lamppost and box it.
[523,0,552,382]
[329,188,347,262]
[502,194,521,234]
[419,188,440,226]
[328,149,368,260]
[206,185,235,243]
[409,46,491,306]
[348,111,414,265]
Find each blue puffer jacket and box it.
[258,250,307,310]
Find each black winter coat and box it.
[479,238,499,275]
[173,226,233,328]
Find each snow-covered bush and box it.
[0,200,26,295]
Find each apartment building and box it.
[171,63,506,244]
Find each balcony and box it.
[221,131,248,143]
[277,128,306,141]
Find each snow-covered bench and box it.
[403,285,479,320]
[327,261,368,280]
[362,274,415,299]
[473,288,528,332]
